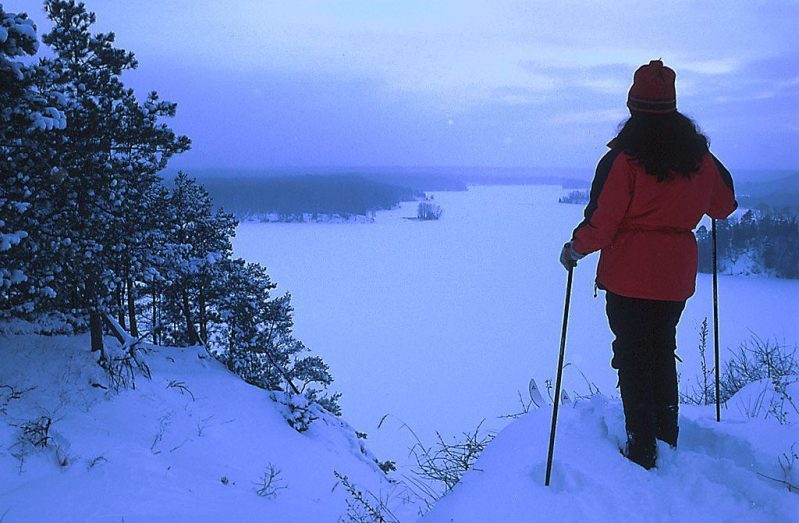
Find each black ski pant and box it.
[606,291,686,455]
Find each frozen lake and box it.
[234,185,799,466]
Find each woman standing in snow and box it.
[560,60,737,470]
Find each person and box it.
[559,60,737,470]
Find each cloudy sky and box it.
[9,1,799,171]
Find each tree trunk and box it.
[90,309,104,353]
[151,286,159,345]
[117,283,126,330]
[127,278,138,337]
[198,285,207,343]
[181,288,199,345]
[87,279,104,357]
[103,313,127,345]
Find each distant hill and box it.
[161,167,590,221]
[737,172,799,212]
[195,174,422,220]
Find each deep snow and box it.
[423,389,799,522]
[0,333,417,522]
[233,184,799,468]
[1,331,795,522]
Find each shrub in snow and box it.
[720,335,797,403]
[282,392,319,433]
[255,463,287,498]
[333,470,401,523]
[778,445,799,493]
[682,326,798,424]
[681,318,715,406]
[406,420,495,504]
[9,415,72,471]
[100,317,152,392]
[17,415,53,449]
[417,201,443,221]
[0,384,36,415]
[165,379,195,401]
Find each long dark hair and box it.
[614,111,709,181]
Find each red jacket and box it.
[571,146,737,301]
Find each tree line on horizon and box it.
[0,1,338,412]
[199,174,421,221]
[697,209,799,279]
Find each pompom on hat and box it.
[627,60,677,114]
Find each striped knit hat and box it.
[627,60,677,114]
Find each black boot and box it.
[623,432,657,470]
[618,364,658,469]
[652,313,684,448]
[655,404,679,447]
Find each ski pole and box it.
[545,265,574,486]
[712,219,721,422]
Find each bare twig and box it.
[255,463,287,498]
[333,470,400,523]
[166,380,195,401]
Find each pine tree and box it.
[40,0,187,355]
[0,7,67,316]
[2,3,340,416]
[212,259,337,410]
[156,173,236,345]
[105,89,189,336]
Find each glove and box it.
[559,241,585,270]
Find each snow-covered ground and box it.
[2,184,795,521]
[423,388,799,522]
[0,333,416,521]
[2,333,795,522]
[233,184,799,470]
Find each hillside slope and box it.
[0,333,416,521]
[423,388,799,522]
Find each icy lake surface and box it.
[234,184,799,466]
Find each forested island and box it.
[558,190,590,204]
[195,174,423,222]
[180,168,590,222]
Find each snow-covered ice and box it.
[233,184,799,468]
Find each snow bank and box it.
[0,334,416,521]
[423,392,799,522]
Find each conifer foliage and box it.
[0,2,338,415]
[0,7,67,314]
[697,209,799,278]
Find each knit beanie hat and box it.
[627,60,676,114]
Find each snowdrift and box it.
[2,331,797,522]
[423,388,799,522]
[0,333,411,521]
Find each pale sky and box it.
[8,1,799,171]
